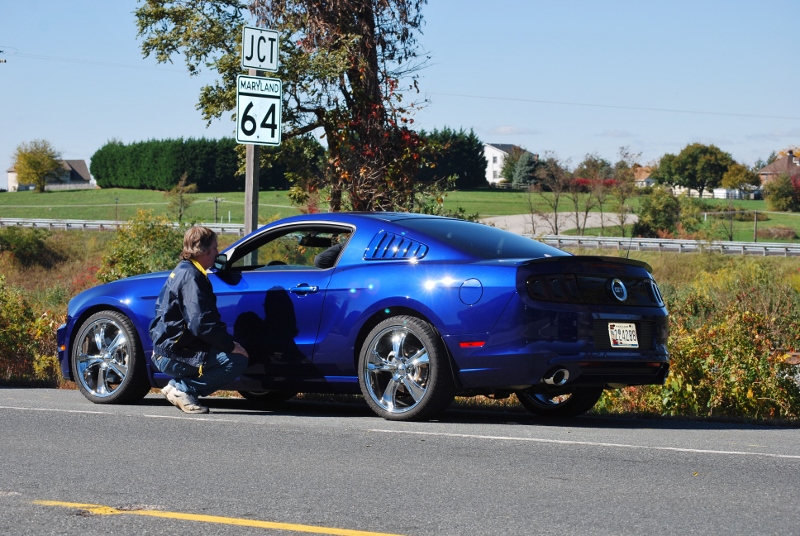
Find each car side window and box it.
[228,227,352,270]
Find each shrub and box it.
[96,210,184,283]
[0,227,64,268]
[598,261,800,420]
[757,225,797,240]
[0,276,59,385]
[632,187,681,237]
[764,173,800,212]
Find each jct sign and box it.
[236,75,282,146]
[241,26,279,72]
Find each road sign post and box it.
[239,27,281,236]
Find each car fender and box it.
[60,274,167,379]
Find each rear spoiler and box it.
[522,255,653,274]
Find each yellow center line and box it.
[34,501,403,536]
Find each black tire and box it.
[238,390,296,408]
[358,315,454,421]
[515,386,604,418]
[70,310,150,404]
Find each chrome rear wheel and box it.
[515,386,604,418]
[359,316,454,421]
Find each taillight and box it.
[526,273,583,303]
[526,273,667,307]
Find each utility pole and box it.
[754,211,758,242]
[207,197,225,223]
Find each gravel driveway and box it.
[480,212,639,235]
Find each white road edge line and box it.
[0,405,240,423]
[370,429,800,460]
[3,405,797,460]
[0,405,111,415]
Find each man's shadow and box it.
[234,286,322,383]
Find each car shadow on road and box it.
[149,395,800,430]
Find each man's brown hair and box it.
[180,226,217,260]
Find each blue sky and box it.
[2,0,798,190]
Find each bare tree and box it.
[531,152,571,235]
[566,180,599,235]
[610,146,642,237]
[592,179,611,235]
[165,173,198,223]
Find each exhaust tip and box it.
[543,368,569,386]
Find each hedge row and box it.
[90,138,242,192]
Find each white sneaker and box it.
[161,383,175,398]
[166,388,209,414]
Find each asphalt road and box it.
[2,388,799,535]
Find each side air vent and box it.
[364,231,429,261]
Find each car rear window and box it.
[398,218,570,260]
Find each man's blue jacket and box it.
[149,259,235,368]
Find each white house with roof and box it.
[6,160,94,191]
[484,143,519,186]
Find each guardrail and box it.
[535,235,800,257]
[2,217,800,256]
[0,218,247,235]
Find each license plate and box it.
[608,323,638,348]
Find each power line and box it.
[435,92,800,121]
[0,47,185,72]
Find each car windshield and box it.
[398,218,570,260]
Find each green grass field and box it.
[0,189,301,222]
[3,188,800,242]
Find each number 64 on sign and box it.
[235,75,282,146]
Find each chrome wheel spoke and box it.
[367,351,395,373]
[94,324,108,351]
[407,348,429,368]
[80,356,104,370]
[401,376,426,402]
[96,365,112,395]
[107,361,128,379]
[391,331,406,359]
[105,332,127,356]
[380,378,401,410]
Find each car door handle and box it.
[290,284,319,294]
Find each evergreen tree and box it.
[512,151,538,188]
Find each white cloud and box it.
[488,126,540,136]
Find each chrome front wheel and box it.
[71,310,149,404]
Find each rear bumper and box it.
[448,293,670,392]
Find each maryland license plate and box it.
[608,323,639,348]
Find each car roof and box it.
[276,212,450,224]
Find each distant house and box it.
[483,143,518,186]
[483,143,538,186]
[633,165,655,188]
[6,160,94,191]
[757,150,800,185]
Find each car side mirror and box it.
[213,253,229,271]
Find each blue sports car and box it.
[57,212,669,421]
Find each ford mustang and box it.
[57,212,669,421]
